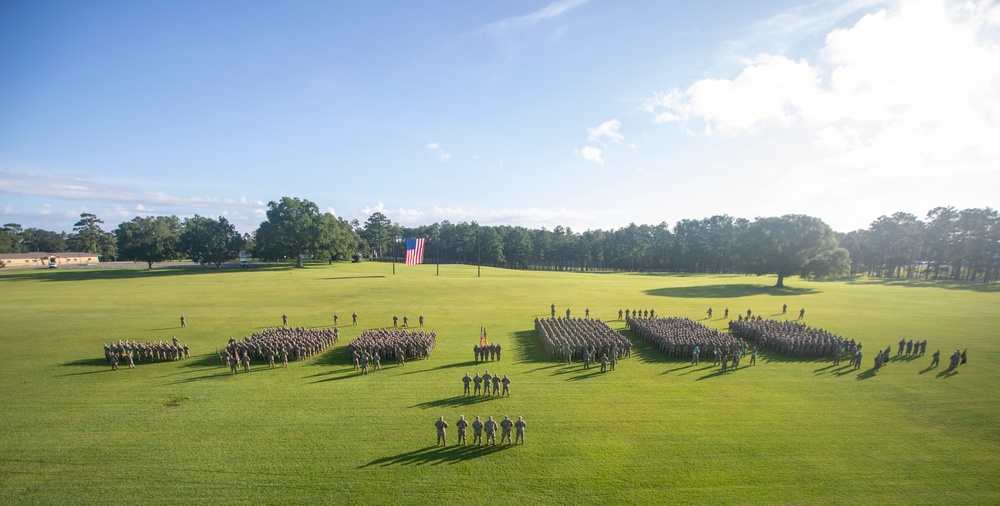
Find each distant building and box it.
[0,252,100,268]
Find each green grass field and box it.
[1,262,998,505]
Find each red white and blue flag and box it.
[405,237,425,266]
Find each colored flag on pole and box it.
[405,237,425,265]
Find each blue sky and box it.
[2,0,998,235]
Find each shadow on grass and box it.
[399,360,481,376]
[919,365,940,375]
[320,276,386,280]
[839,277,1000,293]
[0,263,298,283]
[644,284,817,299]
[936,368,959,379]
[565,369,606,381]
[511,329,550,365]
[855,368,877,380]
[360,444,514,468]
[410,395,501,409]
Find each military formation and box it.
[729,318,853,359]
[103,337,190,370]
[473,342,503,362]
[462,370,512,396]
[435,415,527,446]
[627,316,742,360]
[221,326,338,373]
[348,328,437,371]
[535,316,630,363]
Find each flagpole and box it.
[392,236,397,275]
[436,236,439,276]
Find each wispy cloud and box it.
[426,142,453,162]
[358,202,602,229]
[481,0,589,32]
[587,119,624,143]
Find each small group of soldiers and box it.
[462,370,511,396]
[729,318,851,359]
[619,308,655,320]
[389,314,424,328]
[628,316,742,360]
[897,338,928,357]
[104,336,190,370]
[221,326,338,373]
[348,328,437,371]
[535,317,630,363]
[551,304,593,320]
[435,415,526,446]
[473,342,502,362]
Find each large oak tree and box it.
[736,214,848,287]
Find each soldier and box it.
[456,415,468,445]
[228,352,238,374]
[462,373,472,395]
[782,304,787,314]
[514,416,526,445]
[798,308,805,320]
[333,314,339,326]
[393,315,398,328]
[126,351,135,369]
[472,416,484,446]
[618,309,623,320]
[906,340,914,355]
[484,416,498,445]
[724,308,729,319]
[280,347,288,368]
[352,312,358,325]
[501,375,510,397]
[403,315,408,327]
[419,315,424,327]
[707,307,713,319]
[610,351,617,371]
[360,353,369,375]
[496,343,502,362]
[898,338,906,356]
[435,416,449,446]
[473,373,483,395]
[930,349,940,368]
[551,304,556,319]
[241,351,251,373]
[180,315,186,328]
[692,346,700,366]
[282,313,288,327]
[566,308,571,319]
[373,352,381,372]
[352,350,360,371]
[110,352,119,371]
[600,353,608,373]
[492,374,501,396]
[585,308,590,319]
[482,370,492,396]
[750,348,757,366]
[500,415,513,444]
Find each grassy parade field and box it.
[1,262,998,505]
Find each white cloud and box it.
[483,0,589,32]
[647,0,1000,179]
[580,146,604,165]
[587,119,624,143]
[326,206,337,215]
[38,203,53,215]
[357,202,602,229]
[426,142,453,162]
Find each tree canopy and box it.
[180,215,246,268]
[114,216,182,269]
[736,215,848,287]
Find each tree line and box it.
[1,198,996,283]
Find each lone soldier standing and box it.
[472,416,484,446]
[930,349,940,368]
[782,304,787,314]
[566,308,571,319]
[334,314,339,326]
[403,315,408,327]
[435,416,449,446]
[352,312,358,325]
[419,315,424,327]
[514,416,526,445]
[456,416,469,445]
[393,315,398,328]
[798,308,805,320]
[551,304,556,319]
[500,416,513,445]
[484,416,498,445]
[282,313,288,327]
[110,352,119,371]
[463,373,472,396]
[180,315,186,328]
[707,307,713,319]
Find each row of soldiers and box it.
[435,415,526,446]
[462,371,512,396]
[473,343,502,362]
[619,308,656,320]
[534,317,631,362]
[897,338,928,356]
[729,318,852,359]
[104,336,191,370]
[221,327,339,372]
[628,316,742,360]
[348,328,437,367]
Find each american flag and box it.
[405,237,425,265]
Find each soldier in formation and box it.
[474,342,503,362]
[103,338,191,366]
[220,327,337,372]
[347,328,437,366]
[535,317,631,363]
[435,416,449,446]
[730,318,855,360]
[514,416,526,444]
[456,416,468,445]
[629,317,741,361]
